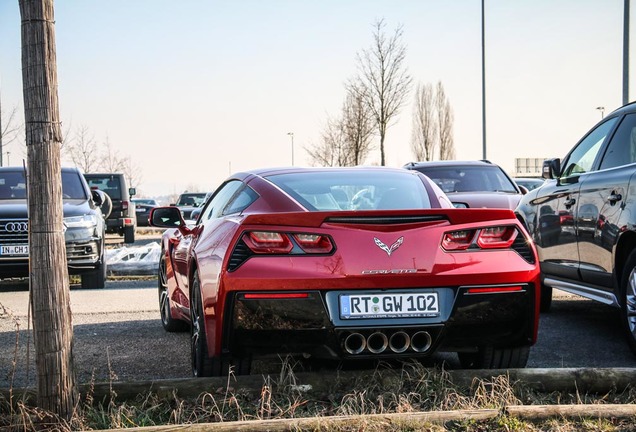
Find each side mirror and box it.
[542,158,560,180]
[129,187,136,197]
[150,206,185,228]
[518,185,529,195]
[190,208,202,221]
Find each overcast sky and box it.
[0,1,630,197]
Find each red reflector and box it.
[243,293,309,299]
[467,286,524,294]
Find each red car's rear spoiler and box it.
[241,208,517,228]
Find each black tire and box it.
[458,345,530,369]
[190,272,219,377]
[620,250,636,356]
[540,283,553,313]
[124,225,135,244]
[158,254,188,332]
[81,258,106,289]
[190,272,251,377]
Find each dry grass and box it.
[2,355,636,431]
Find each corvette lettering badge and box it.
[374,236,404,257]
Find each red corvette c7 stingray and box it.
[151,167,541,377]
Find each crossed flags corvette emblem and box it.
[374,236,404,256]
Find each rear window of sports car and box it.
[266,171,432,211]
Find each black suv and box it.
[515,102,636,355]
[0,167,108,288]
[84,173,137,243]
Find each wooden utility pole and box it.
[19,0,77,418]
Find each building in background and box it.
[514,157,547,178]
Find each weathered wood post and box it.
[19,0,77,418]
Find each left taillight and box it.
[243,231,293,254]
[241,231,334,255]
[442,226,518,251]
[228,230,335,272]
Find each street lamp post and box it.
[287,132,294,166]
[596,106,605,119]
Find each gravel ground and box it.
[0,279,192,389]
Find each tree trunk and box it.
[19,0,77,418]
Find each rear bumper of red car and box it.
[221,283,537,360]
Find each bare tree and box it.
[410,83,437,161]
[0,103,23,166]
[307,115,347,167]
[341,85,375,165]
[99,135,125,172]
[308,87,374,167]
[66,124,99,172]
[121,155,143,191]
[436,81,455,160]
[350,18,412,166]
[20,0,77,418]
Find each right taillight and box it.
[476,226,517,249]
[442,229,476,251]
[442,226,519,251]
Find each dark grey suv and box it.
[84,173,137,243]
[515,102,636,356]
[0,167,108,288]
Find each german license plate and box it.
[1,245,29,256]
[340,292,439,319]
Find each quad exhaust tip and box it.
[367,331,389,354]
[344,332,366,355]
[389,331,410,353]
[343,330,432,355]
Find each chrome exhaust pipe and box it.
[410,331,432,353]
[389,331,410,353]
[344,332,366,355]
[367,331,389,354]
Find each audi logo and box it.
[4,222,28,233]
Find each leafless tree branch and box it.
[65,124,99,172]
[436,81,455,160]
[410,83,437,161]
[351,18,412,165]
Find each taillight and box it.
[240,231,334,255]
[442,230,476,251]
[476,226,517,249]
[122,200,129,210]
[292,233,334,254]
[243,231,293,254]
[442,226,518,251]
